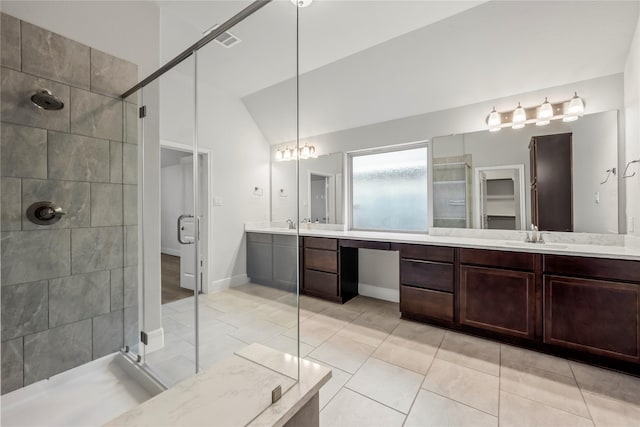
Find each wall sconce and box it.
[485,93,585,131]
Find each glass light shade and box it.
[536,120,550,126]
[538,97,553,120]
[563,115,579,122]
[512,103,526,127]
[489,127,501,132]
[487,107,501,129]
[283,147,291,160]
[300,144,310,159]
[309,145,317,158]
[275,148,283,161]
[291,0,313,7]
[567,92,584,116]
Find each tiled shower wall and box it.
[0,13,139,394]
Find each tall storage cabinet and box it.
[529,133,573,231]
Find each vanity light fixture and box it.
[487,107,501,132]
[275,143,317,161]
[536,97,553,126]
[512,103,526,129]
[485,93,586,131]
[291,0,313,7]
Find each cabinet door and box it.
[544,275,639,362]
[273,241,297,291]
[247,241,273,285]
[460,265,536,339]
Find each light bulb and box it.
[300,144,310,159]
[567,92,584,116]
[538,97,553,120]
[512,102,526,129]
[487,106,501,131]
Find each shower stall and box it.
[1,0,301,424]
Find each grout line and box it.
[346,387,408,416]
[569,361,597,424]
[402,329,446,426]
[501,390,595,424]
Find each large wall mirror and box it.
[432,110,619,234]
[271,152,344,224]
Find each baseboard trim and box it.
[143,327,165,354]
[209,274,249,293]
[358,282,399,303]
[161,248,180,257]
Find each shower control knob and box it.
[26,201,66,225]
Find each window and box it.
[350,144,429,232]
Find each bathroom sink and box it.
[503,241,569,250]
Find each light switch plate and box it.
[214,197,223,206]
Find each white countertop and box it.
[104,344,331,427]
[245,225,640,261]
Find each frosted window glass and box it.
[351,147,428,231]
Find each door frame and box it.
[160,139,212,294]
[473,164,526,230]
[307,169,334,223]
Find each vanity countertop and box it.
[245,225,640,261]
[105,343,331,427]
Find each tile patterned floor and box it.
[150,283,640,427]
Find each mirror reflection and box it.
[432,111,619,233]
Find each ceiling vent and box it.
[203,24,241,48]
[215,30,241,48]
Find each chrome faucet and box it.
[526,224,539,243]
[286,219,296,230]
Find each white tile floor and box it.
[150,283,640,427]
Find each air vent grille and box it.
[215,30,241,48]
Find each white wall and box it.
[625,14,640,235]
[159,71,271,291]
[160,164,183,256]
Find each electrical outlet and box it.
[252,186,263,197]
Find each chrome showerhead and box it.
[31,89,64,111]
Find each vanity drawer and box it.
[400,260,453,292]
[247,232,272,244]
[460,248,535,271]
[304,248,338,273]
[304,237,337,251]
[303,269,338,297]
[394,244,454,263]
[400,285,453,322]
[340,239,391,250]
[544,255,640,283]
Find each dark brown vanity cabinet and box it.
[543,255,640,363]
[529,133,573,232]
[301,237,359,303]
[459,249,537,340]
[396,244,455,323]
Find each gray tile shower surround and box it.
[0,12,139,394]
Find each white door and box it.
[179,157,196,290]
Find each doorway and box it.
[308,171,335,223]
[160,145,209,304]
[474,164,526,230]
